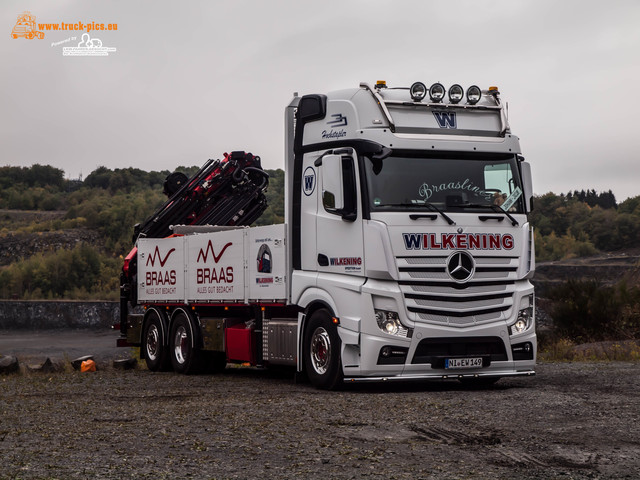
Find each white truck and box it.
[119,81,536,389]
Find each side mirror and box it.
[322,154,345,210]
[520,161,534,212]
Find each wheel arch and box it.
[296,287,339,372]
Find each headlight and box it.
[509,295,534,335]
[375,310,411,338]
[429,83,445,102]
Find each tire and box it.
[142,311,170,371]
[169,312,201,374]
[304,309,343,390]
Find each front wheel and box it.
[170,313,201,374]
[304,309,343,390]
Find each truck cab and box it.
[286,81,535,386]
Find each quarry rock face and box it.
[0,301,119,329]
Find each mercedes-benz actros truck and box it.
[119,80,536,389]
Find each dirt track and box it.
[1,362,639,479]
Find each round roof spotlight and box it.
[429,83,445,102]
[410,82,427,102]
[466,85,482,105]
[448,84,464,104]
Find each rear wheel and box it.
[304,309,343,390]
[143,311,170,371]
[170,313,201,374]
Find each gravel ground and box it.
[1,361,639,479]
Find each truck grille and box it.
[397,255,518,327]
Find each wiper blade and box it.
[459,203,519,226]
[377,202,455,225]
[424,202,455,225]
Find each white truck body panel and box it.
[138,224,287,304]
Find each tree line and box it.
[0,163,284,300]
[531,190,640,261]
[1,164,639,299]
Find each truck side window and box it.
[323,156,357,221]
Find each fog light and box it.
[381,346,392,358]
[429,83,445,102]
[466,85,482,105]
[410,82,427,101]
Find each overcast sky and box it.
[2,0,640,200]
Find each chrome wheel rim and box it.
[310,327,331,375]
[174,325,188,365]
[145,324,160,361]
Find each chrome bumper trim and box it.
[344,370,535,383]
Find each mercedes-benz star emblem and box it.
[446,251,475,283]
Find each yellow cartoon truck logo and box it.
[11,12,44,39]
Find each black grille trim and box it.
[408,305,511,317]
[412,336,508,365]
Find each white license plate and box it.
[445,357,483,369]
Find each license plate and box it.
[445,357,483,369]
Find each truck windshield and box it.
[363,151,525,214]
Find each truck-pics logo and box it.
[403,233,514,250]
[433,111,457,129]
[62,33,117,56]
[196,240,234,288]
[11,12,44,39]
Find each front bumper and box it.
[342,316,536,381]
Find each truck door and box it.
[298,152,321,271]
[316,149,365,276]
